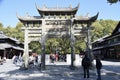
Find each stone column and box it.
[40,19,46,70]
[69,19,75,70]
[86,23,94,62]
[3,50,6,59]
[23,28,29,69]
[41,35,46,70]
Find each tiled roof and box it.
[0,43,12,50]
[0,31,19,42]
[36,4,79,12]
[0,31,24,51]
[0,43,23,51]
[17,15,42,21]
[0,31,8,39]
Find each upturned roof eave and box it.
[112,21,120,35]
[17,15,42,22]
[18,18,42,22]
[74,12,99,23]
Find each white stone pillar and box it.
[40,19,46,70]
[23,28,29,69]
[70,19,76,70]
[86,23,94,62]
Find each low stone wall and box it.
[67,54,81,66]
[43,54,82,66]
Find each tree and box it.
[92,20,118,41]
[4,26,13,36]
[92,20,104,41]
[29,41,41,54]
[0,23,4,31]
[2,22,24,42]
[15,22,23,32]
[15,22,24,42]
[58,37,70,54]
[107,0,120,4]
[75,40,86,54]
[46,38,59,54]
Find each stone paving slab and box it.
[0,59,120,80]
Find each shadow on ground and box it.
[1,65,90,80]
[1,64,118,80]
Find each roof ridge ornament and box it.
[26,12,30,18]
[35,2,41,10]
[35,2,38,9]
[56,4,59,9]
[16,12,19,18]
[77,3,80,8]
[69,4,72,8]
[16,12,23,19]
[86,13,89,18]
[43,4,47,9]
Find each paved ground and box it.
[0,57,120,80]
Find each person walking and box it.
[96,56,102,80]
[81,54,90,79]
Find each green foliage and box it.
[15,22,23,32]
[75,40,86,53]
[107,0,119,4]
[2,22,24,42]
[92,20,104,41]
[92,19,118,41]
[15,22,24,42]
[46,38,59,53]
[58,37,70,54]
[46,37,70,54]
[0,23,5,31]
[29,41,41,54]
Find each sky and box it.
[0,0,120,27]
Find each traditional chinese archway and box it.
[17,3,98,70]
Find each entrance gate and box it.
[17,4,98,69]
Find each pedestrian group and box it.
[81,52,102,80]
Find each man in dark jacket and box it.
[82,55,90,79]
[96,57,102,80]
